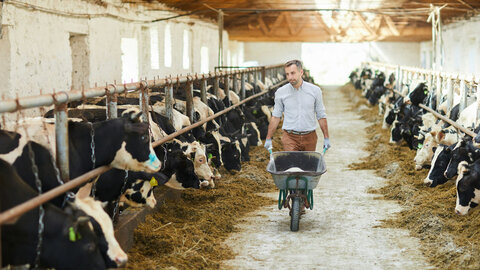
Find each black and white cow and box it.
[455,159,480,215]
[0,158,107,269]
[423,144,455,187]
[444,139,480,179]
[94,169,169,215]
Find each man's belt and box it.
[284,130,314,135]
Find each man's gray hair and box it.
[285,59,303,70]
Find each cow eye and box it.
[141,135,148,142]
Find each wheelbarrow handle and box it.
[322,147,328,155]
[268,147,273,155]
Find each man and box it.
[264,59,330,152]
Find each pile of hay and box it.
[126,132,282,269]
[343,83,480,269]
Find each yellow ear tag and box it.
[150,177,158,187]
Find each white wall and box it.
[0,0,226,104]
[442,15,480,76]
[239,41,420,85]
[243,42,302,66]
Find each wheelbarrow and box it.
[266,150,327,232]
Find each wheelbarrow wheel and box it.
[290,197,301,232]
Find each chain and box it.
[88,122,97,198]
[17,106,44,269]
[112,170,129,221]
[27,143,44,270]
[161,144,167,171]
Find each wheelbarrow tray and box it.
[266,151,327,190]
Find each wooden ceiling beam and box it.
[383,15,400,36]
[353,12,377,38]
[257,15,271,35]
[228,26,431,42]
[456,0,474,9]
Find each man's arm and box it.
[266,116,281,140]
[318,118,329,139]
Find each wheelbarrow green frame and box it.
[277,176,314,210]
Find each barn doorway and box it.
[69,33,90,90]
[121,38,139,83]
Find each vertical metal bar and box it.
[232,72,238,94]
[165,81,174,121]
[459,78,467,112]
[186,78,194,123]
[247,69,252,84]
[55,103,70,182]
[253,69,258,85]
[218,10,224,67]
[106,87,117,120]
[224,72,230,106]
[139,83,149,123]
[395,66,401,91]
[241,72,246,100]
[261,66,266,84]
[476,82,480,126]
[200,75,207,104]
[447,77,453,113]
[436,73,442,110]
[214,73,220,99]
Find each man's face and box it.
[285,64,303,88]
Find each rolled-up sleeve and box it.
[272,92,284,118]
[315,87,327,119]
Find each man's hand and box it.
[323,138,331,150]
[264,139,272,150]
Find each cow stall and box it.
[0,63,296,268]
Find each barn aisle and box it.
[222,85,432,269]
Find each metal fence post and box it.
[106,84,118,119]
[459,78,467,112]
[261,66,266,84]
[436,73,442,109]
[139,81,149,123]
[447,76,453,113]
[186,76,194,123]
[476,79,480,126]
[55,102,70,182]
[241,72,246,100]
[165,78,174,122]
[395,66,401,91]
[224,72,230,106]
[232,72,238,95]
[214,72,220,99]
[200,75,208,104]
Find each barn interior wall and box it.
[240,41,420,84]
[442,15,480,76]
[0,0,227,107]
[242,42,303,66]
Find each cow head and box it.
[75,183,128,267]
[423,144,452,187]
[42,208,107,270]
[414,132,436,170]
[389,120,403,144]
[444,140,469,179]
[107,115,161,173]
[455,161,480,215]
[221,140,242,172]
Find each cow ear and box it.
[437,131,445,142]
[76,180,96,199]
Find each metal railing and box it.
[0,64,286,225]
[364,61,479,137]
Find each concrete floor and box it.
[222,85,432,270]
